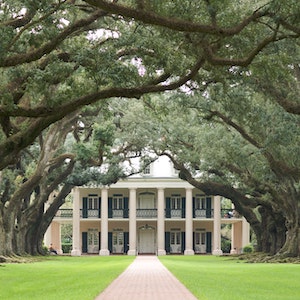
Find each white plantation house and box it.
[45,157,250,255]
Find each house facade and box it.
[45,158,250,256]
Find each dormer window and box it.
[143,165,151,175]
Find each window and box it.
[170,232,181,245]
[195,232,206,245]
[113,232,123,246]
[143,165,151,175]
[201,232,206,245]
[88,197,99,210]
[88,228,98,245]
[195,196,206,209]
[113,196,123,209]
[171,196,181,209]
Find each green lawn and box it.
[159,255,300,300]
[1,255,299,300]
[0,256,134,300]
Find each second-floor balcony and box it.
[55,208,222,219]
[136,209,157,218]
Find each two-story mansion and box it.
[45,157,250,256]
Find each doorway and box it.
[138,225,156,254]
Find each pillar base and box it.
[212,249,223,256]
[230,249,237,255]
[184,249,195,255]
[127,249,137,256]
[99,249,110,256]
[157,249,166,256]
[57,249,63,255]
[71,249,81,256]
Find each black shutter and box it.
[108,197,113,218]
[82,232,88,253]
[192,197,196,218]
[166,197,171,218]
[181,197,186,218]
[124,232,129,253]
[206,232,212,253]
[83,197,88,218]
[181,232,186,253]
[206,197,212,218]
[108,232,113,253]
[98,232,101,251]
[98,197,101,218]
[193,231,195,252]
[165,232,170,253]
[123,197,129,218]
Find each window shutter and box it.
[192,197,196,218]
[166,197,171,218]
[165,232,170,253]
[108,197,113,218]
[98,232,101,251]
[98,197,101,218]
[181,197,186,218]
[124,232,129,253]
[206,197,212,218]
[206,232,212,253]
[82,232,87,253]
[108,232,113,253]
[82,197,88,218]
[181,232,186,253]
[123,197,129,218]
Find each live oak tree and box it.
[0,105,127,256]
[111,68,299,257]
[0,1,299,256]
[1,0,299,169]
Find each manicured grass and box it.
[159,255,300,300]
[0,255,134,300]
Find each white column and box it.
[128,188,137,255]
[71,187,81,256]
[100,188,110,255]
[242,217,250,247]
[184,188,194,255]
[157,188,166,255]
[212,195,223,255]
[44,224,52,250]
[230,223,237,254]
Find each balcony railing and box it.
[109,209,129,219]
[54,208,234,219]
[55,209,73,218]
[136,209,157,218]
[194,209,214,218]
[80,209,100,218]
[165,209,185,218]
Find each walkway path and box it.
[94,255,198,300]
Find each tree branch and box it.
[1,9,107,67]
[84,0,268,36]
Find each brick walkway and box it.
[94,256,198,300]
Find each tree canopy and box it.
[0,0,299,257]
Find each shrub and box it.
[62,243,72,253]
[221,239,231,253]
[243,244,253,253]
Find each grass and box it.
[0,255,134,300]
[1,255,299,300]
[159,255,300,300]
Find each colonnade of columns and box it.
[67,187,245,256]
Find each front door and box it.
[138,226,156,254]
[88,228,99,253]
